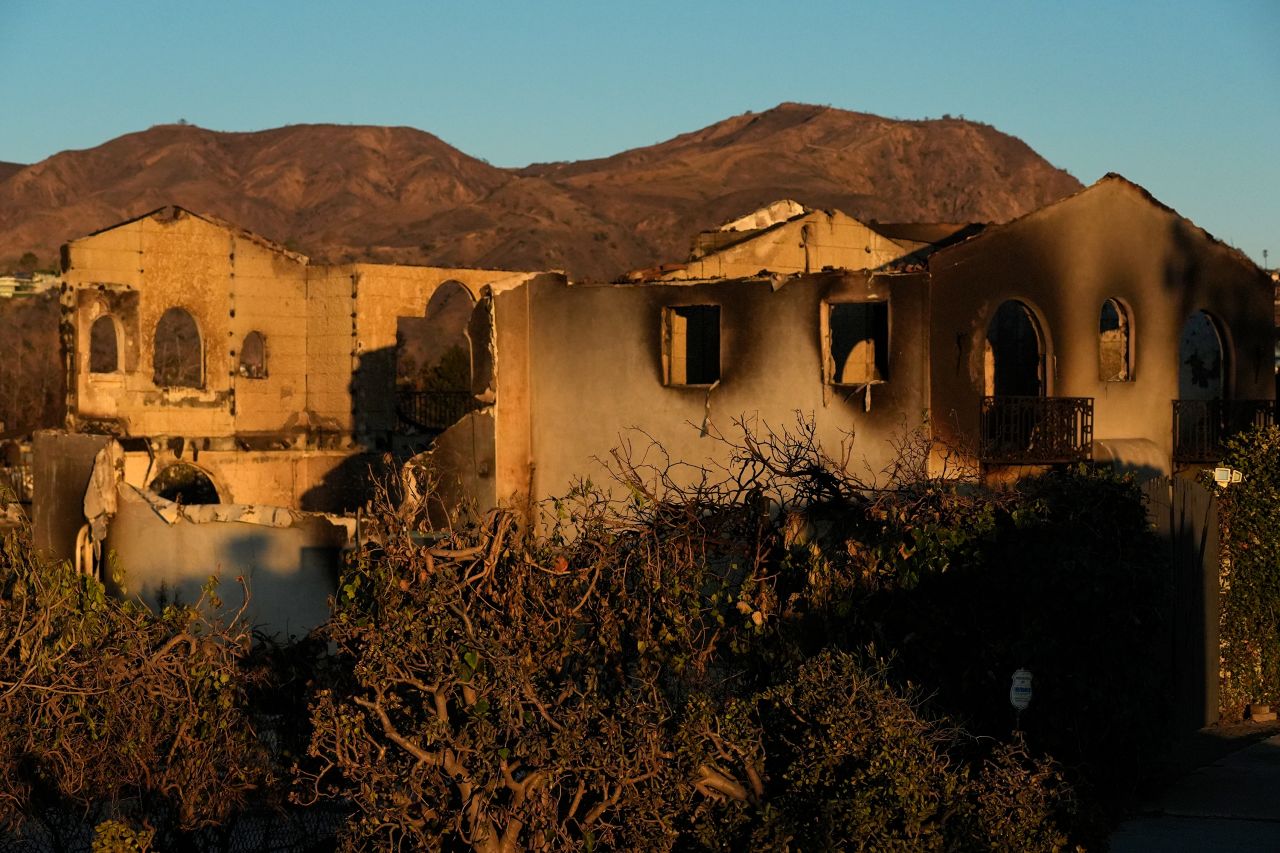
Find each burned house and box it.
[33,175,1274,632]
[419,175,1273,510]
[37,206,541,633]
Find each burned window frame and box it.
[1098,298,1133,382]
[823,299,890,386]
[88,313,122,375]
[662,304,721,387]
[238,330,268,380]
[152,306,205,389]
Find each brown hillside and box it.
[0,104,1081,279]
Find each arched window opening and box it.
[984,300,1044,397]
[1178,310,1225,401]
[1099,299,1131,382]
[239,331,267,379]
[397,282,475,392]
[149,463,220,505]
[395,281,477,432]
[153,307,203,388]
[89,315,119,374]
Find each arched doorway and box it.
[149,463,220,505]
[1178,310,1225,401]
[985,300,1044,397]
[395,281,477,432]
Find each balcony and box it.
[1172,399,1275,464]
[396,390,480,433]
[980,396,1094,465]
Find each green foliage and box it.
[729,651,1075,852]
[1217,425,1280,718]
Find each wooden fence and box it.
[1142,475,1220,731]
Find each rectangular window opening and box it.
[827,301,889,385]
[665,304,720,386]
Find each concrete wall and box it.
[485,270,931,505]
[303,263,358,435]
[116,446,374,512]
[61,207,531,510]
[31,430,112,560]
[65,211,304,437]
[928,176,1274,475]
[350,264,526,439]
[106,485,346,640]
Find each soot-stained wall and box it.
[485,270,930,505]
[928,175,1273,475]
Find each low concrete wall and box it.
[106,485,347,640]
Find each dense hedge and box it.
[1217,425,1280,719]
[845,467,1172,813]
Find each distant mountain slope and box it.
[0,104,1081,279]
[0,162,23,183]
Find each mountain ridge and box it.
[0,103,1082,279]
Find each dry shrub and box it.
[0,524,271,834]
[301,417,1080,851]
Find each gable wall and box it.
[928,180,1273,473]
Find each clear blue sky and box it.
[3,0,1277,264]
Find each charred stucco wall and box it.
[483,271,930,506]
[60,208,526,511]
[661,211,910,281]
[31,430,112,560]
[31,430,348,637]
[114,447,374,512]
[304,264,359,436]
[230,237,312,435]
[64,210,520,449]
[928,177,1274,473]
[348,264,514,441]
[65,210,314,438]
[426,410,498,514]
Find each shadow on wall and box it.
[105,486,347,641]
[351,346,396,449]
[299,453,382,514]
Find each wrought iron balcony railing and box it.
[397,390,480,433]
[980,396,1094,465]
[1172,399,1275,463]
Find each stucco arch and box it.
[89,314,121,374]
[1178,310,1229,401]
[1099,297,1134,382]
[148,462,221,505]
